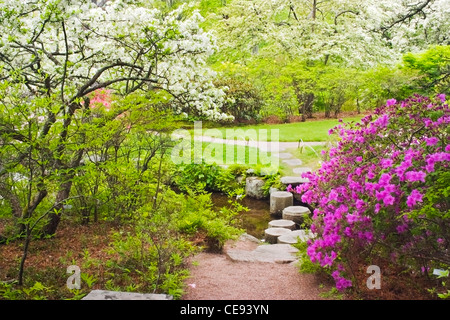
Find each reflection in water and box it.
[210,193,273,240]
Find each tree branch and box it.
[379,0,434,35]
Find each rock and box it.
[282,159,303,166]
[275,153,293,159]
[236,175,245,184]
[82,290,173,300]
[239,233,262,244]
[292,167,313,175]
[245,176,266,199]
[269,191,293,215]
[264,227,292,244]
[280,176,310,186]
[282,206,311,225]
[268,219,296,230]
[269,187,278,194]
[277,230,313,244]
[226,244,299,264]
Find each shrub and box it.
[174,160,240,194]
[297,94,449,294]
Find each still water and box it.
[210,193,272,240]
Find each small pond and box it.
[210,193,273,240]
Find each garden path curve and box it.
[181,234,332,300]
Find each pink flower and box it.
[374,114,390,128]
[328,190,339,202]
[386,98,397,106]
[378,173,392,186]
[396,223,409,233]
[424,137,439,146]
[380,158,393,169]
[437,93,446,103]
[405,171,427,183]
[406,189,423,208]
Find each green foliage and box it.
[104,188,243,298]
[260,173,284,197]
[292,240,322,275]
[214,76,264,122]
[402,45,450,95]
[0,281,53,300]
[176,189,245,251]
[174,160,239,194]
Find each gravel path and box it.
[181,236,332,300]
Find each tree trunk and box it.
[19,189,48,235]
[41,149,84,236]
[40,181,71,236]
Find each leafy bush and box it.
[174,160,240,194]
[214,77,264,123]
[297,94,449,294]
[105,188,243,298]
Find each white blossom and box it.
[0,0,230,120]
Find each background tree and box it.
[0,0,230,240]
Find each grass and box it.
[200,142,274,167]
[194,116,363,142]
[280,145,326,176]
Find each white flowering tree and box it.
[213,0,448,65]
[0,0,230,239]
[208,0,448,119]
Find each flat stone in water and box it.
[268,219,296,230]
[277,230,313,244]
[292,167,313,175]
[264,227,293,244]
[280,176,310,185]
[282,206,311,225]
[269,191,293,215]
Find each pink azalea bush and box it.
[89,88,113,111]
[295,94,449,291]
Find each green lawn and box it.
[200,142,276,168]
[195,116,363,142]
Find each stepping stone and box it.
[280,176,310,186]
[268,219,296,230]
[226,244,299,264]
[277,230,313,244]
[275,153,293,159]
[292,167,312,175]
[269,191,293,216]
[282,159,303,166]
[264,227,292,244]
[82,290,173,300]
[282,206,311,225]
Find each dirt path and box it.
[181,236,332,300]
